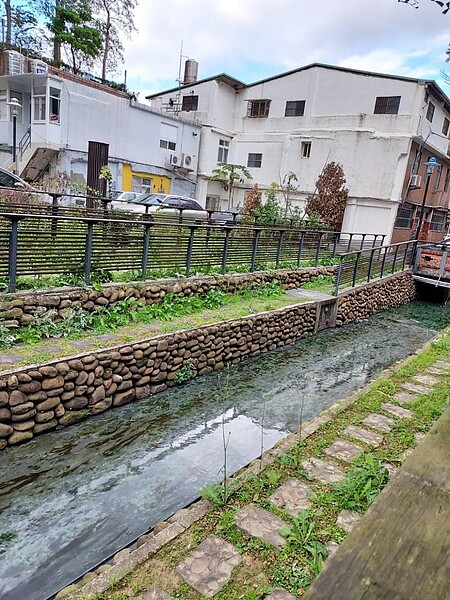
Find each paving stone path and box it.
[158,360,447,599]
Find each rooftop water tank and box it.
[183,59,198,85]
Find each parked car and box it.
[136,193,208,221]
[0,167,51,206]
[109,191,144,212]
[0,167,35,190]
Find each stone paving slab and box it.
[269,478,315,516]
[413,374,439,386]
[381,403,413,419]
[0,353,22,366]
[324,438,363,463]
[425,366,446,375]
[393,391,416,405]
[133,588,171,599]
[435,359,450,369]
[343,425,383,447]
[301,457,345,483]
[265,589,297,599]
[325,541,340,558]
[176,535,241,597]
[362,413,394,433]
[336,509,362,533]
[402,382,430,395]
[236,505,287,548]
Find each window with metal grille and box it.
[443,117,450,136]
[181,94,198,111]
[247,99,271,118]
[132,175,152,194]
[247,153,262,168]
[301,141,311,158]
[444,167,450,192]
[394,205,414,229]
[426,102,435,123]
[285,100,305,117]
[373,96,401,114]
[434,165,442,189]
[430,210,446,231]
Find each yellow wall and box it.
[122,163,170,193]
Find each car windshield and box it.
[139,195,164,206]
[109,191,123,199]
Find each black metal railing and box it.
[0,209,386,293]
[333,240,417,295]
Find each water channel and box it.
[1,302,449,600]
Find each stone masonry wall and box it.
[0,267,336,329]
[336,271,416,325]
[0,271,416,451]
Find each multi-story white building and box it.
[0,50,201,199]
[146,62,450,241]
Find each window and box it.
[247,99,271,118]
[444,167,450,192]
[33,84,46,122]
[443,117,450,136]
[285,100,305,117]
[247,153,262,168]
[301,141,311,158]
[434,165,442,189]
[49,87,60,123]
[217,139,229,163]
[160,139,176,151]
[131,175,152,194]
[160,122,177,151]
[430,210,445,231]
[426,102,435,123]
[181,94,198,111]
[394,205,414,229]
[374,96,401,115]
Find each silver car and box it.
[137,194,208,221]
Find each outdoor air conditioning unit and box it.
[409,174,422,189]
[182,153,193,169]
[168,154,181,166]
[29,59,48,74]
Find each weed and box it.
[174,360,197,384]
[0,529,17,552]
[0,322,17,348]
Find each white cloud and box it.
[121,0,450,99]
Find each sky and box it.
[121,0,450,102]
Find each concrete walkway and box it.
[304,407,450,600]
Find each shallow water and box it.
[0,302,448,600]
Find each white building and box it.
[146,62,450,240]
[0,50,201,199]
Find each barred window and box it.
[182,94,198,111]
[426,102,435,123]
[247,99,271,118]
[374,96,401,115]
[247,153,262,168]
[430,211,446,231]
[443,117,449,136]
[394,206,414,229]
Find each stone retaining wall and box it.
[0,267,336,329]
[0,271,416,451]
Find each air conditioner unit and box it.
[29,59,48,74]
[168,154,181,166]
[409,174,422,189]
[182,153,193,169]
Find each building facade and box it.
[0,50,201,200]
[146,63,450,240]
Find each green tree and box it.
[254,182,282,225]
[92,0,137,79]
[49,0,102,72]
[305,162,348,230]
[211,162,252,209]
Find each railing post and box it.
[276,230,285,268]
[347,233,354,253]
[84,221,95,286]
[7,216,24,293]
[221,226,232,275]
[250,228,261,272]
[401,242,409,271]
[332,232,339,258]
[334,256,343,296]
[185,226,196,277]
[315,232,324,266]
[367,247,375,282]
[380,246,388,278]
[50,193,61,238]
[359,233,366,251]
[391,244,399,274]
[297,231,304,266]
[141,223,151,280]
[352,252,361,287]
